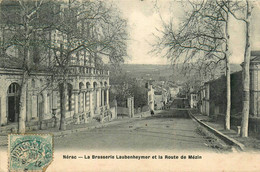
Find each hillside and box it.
[116,63,242,83]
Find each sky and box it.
[112,0,260,65]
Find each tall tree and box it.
[0,0,128,132]
[240,0,252,137]
[154,0,254,136]
[223,0,253,137]
[153,0,232,129]
[47,0,128,130]
[0,0,55,133]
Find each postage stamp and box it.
[8,134,53,172]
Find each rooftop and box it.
[251,51,260,56]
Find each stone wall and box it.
[0,118,56,134]
[110,107,117,119]
[117,107,128,116]
[216,114,260,137]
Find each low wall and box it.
[110,106,117,119]
[249,117,260,138]
[0,118,56,133]
[66,111,75,118]
[215,113,260,138]
[117,107,129,116]
[134,111,150,118]
[1,108,117,134]
[142,105,149,112]
[135,106,150,114]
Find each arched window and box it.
[86,82,90,89]
[79,82,84,90]
[8,83,20,95]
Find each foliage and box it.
[129,82,148,108]
[110,73,148,108]
[0,0,128,131]
[0,0,56,70]
[153,0,227,74]
[47,0,128,130]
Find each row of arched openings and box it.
[64,81,108,113]
[6,81,108,123]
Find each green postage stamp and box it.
[8,134,53,172]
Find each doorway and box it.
[7,83,20,123]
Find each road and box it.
[55,109,218,152]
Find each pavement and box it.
[189,109,260,152]
[2,108,257,152]
[0,116,143,148]
[0,109,224,152]
[53,109,218,151]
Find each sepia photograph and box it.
[0,0,260,171]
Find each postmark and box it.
[8,134,53,172]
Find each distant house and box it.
[190,92,198,108]
[198,71,242,117]
[161,88,170,105]
[154,91,164,110]
[169,86,180,99]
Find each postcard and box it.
[0,0,260,171]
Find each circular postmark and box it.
[9,134,53,171]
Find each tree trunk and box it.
[225,56,231,130]
[59,80,67,130]
[18,9,31,133]
[241,1,252,137]
[225,9,231,130]
[18,71,28,133]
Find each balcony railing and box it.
[54,65,109,76]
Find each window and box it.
[8,83,20,94]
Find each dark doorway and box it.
[7,83,20,123]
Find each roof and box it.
[251,51,260,62]
[251,56,260,62]
[251,51,260,56]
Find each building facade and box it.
[189,92,198,108]
[250,51,260,117]
[0,1,114,131]
[169,86,179,99]
[154,91,163,110]
[195,51,260,135]
[0,66,110,129]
